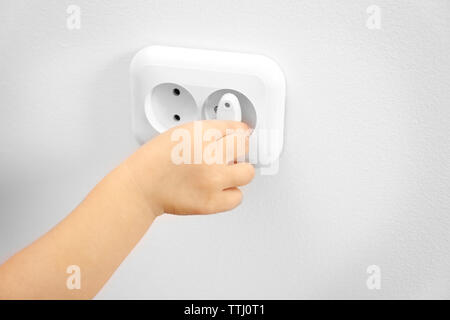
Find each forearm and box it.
[0,162,161,299]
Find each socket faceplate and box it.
[130,45,286,165]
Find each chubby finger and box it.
[222,162,255,188]
[212,187,243,213]
[219,131,250,164]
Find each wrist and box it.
[119,159,164,219]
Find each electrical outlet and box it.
[130,45,286,165]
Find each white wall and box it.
[1,0,449,299]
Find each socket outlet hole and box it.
[146,83,198,132]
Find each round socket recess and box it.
[202,89,257,129]
[146,83,198,132]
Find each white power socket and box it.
[130,45,286,165]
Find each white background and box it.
[0,0,449,299]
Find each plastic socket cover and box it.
[130,45,286,165]
[216,93,242,122]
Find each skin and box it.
[0,120,254,299]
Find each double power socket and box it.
[130,46,286,166]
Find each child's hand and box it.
[0,121,254,299]
[124,120,255,216]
